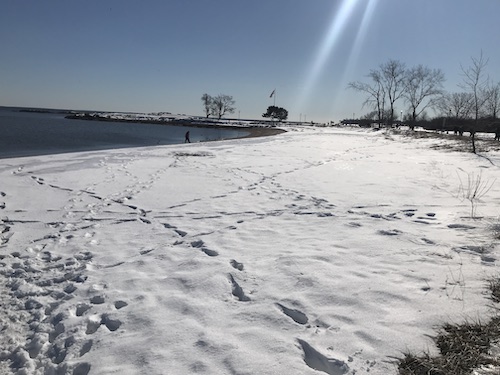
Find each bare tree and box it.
[211,94,235,120]
[201,93,213,118]
[437,92,474,119]
[404,65,445,128]
[348,70,386,126]
[460,51,489,153]
[380,59,407,126]
[483,81,500,119]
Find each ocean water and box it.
[0,107,250,159]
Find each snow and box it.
[1,127,499,375]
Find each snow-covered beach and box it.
[1,127,499,375]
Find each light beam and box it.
[295,0,379,118]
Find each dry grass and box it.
[391,129,500,153]
[397,279,500,375]
[488,278,500,304]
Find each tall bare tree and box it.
[349,59,406,127]
[211,94,235,120]
[201,93,213,118]
[460,51,489,153]
[404,65,445,128]
[380,59,407,126]
[348,70,386,126]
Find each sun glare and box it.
[296,0,379,118]
[344,0,378,70]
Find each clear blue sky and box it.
[1,0,499,123]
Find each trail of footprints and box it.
[44,170,361,375]
[168,216,349,375]
[1,175,133,374]
[93,163,310,357]
[7,166,480,374]
[0,230,352,375]
[0,168,254,373]
[1,191,12,246]
[105,197,495,374]
[346,205,495,263]
[225,257,350,374]
[196,204,486,374]
[0,243,129,375]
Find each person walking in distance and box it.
[184,131,191,143]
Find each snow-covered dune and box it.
[1,127,499,374]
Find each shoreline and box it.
[65,113,287,139]
[0,108,287,159]
[4,106,287,140]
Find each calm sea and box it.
[0,107,249,159]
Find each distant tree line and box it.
[201,93,291,123]
[201,94,236,119]
[347,52,500,152]
[348,60,445,128]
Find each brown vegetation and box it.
[397,279,500,375]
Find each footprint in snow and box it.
[114,300,128,309]
[163,222,188,237]
[139,217,151,224]
[297,339,349,375]
[377,229,402,236]
[79,340,93,357]
[101,313,122,331]
[174,229,187,237]
[401,208,417,216]
[201,247,219,257]
[76,303,91,317]
[1,231,13,245]
[73,362,91,375]
[46,342,67,364]
[481,255,496,264]
[85,313,122,334]
[191,239,219,257]
[346,222,362,228]
[276,303,308,325]
[85,316,101,334]
[413,219,432,224]
[230,259,244,271]
[191,239,204,248]
[420,237,435,245]
[48,184,73,192]
[448,223,476,230]
[31,175,45,185]
[90,295,105,305]
[228,274,250,302]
